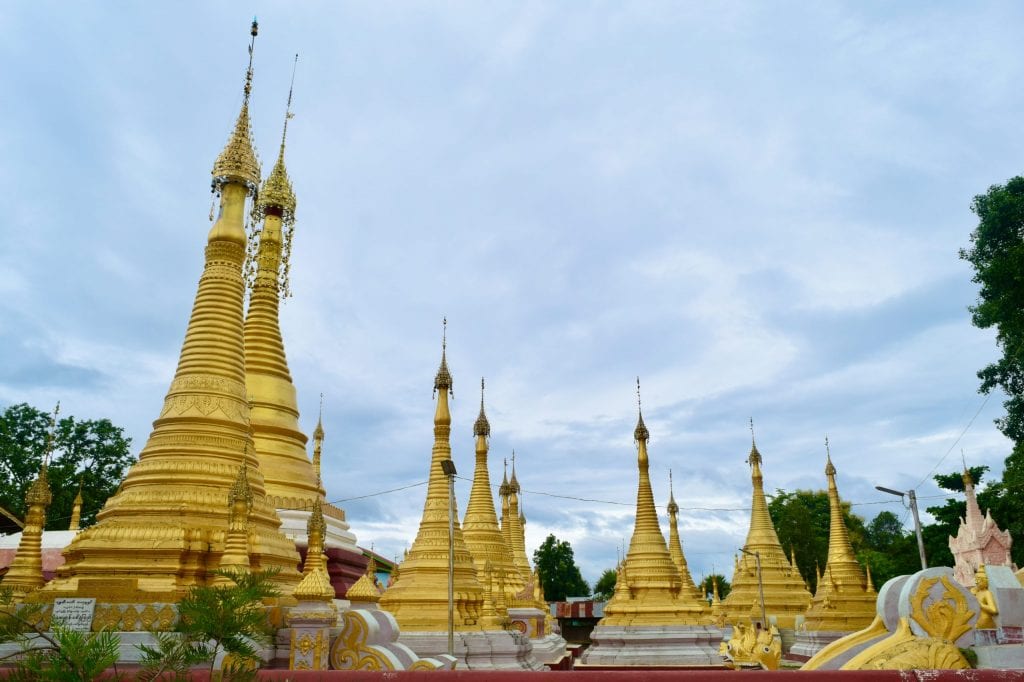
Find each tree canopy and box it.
[533,534,591,601]
[0,403,134,531]
[592,568,617,601]
[699,574,731,601]
[961,177,1024,445]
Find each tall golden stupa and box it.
[596,398,706,627]
[37,22,302,602]
[502,455,532,581]
[378,332,485,631]
[718,432,811,629]
[796,443,875,639]
[461,379,524,608]
[581,385,721,667]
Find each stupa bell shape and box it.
[37,25,301,601]
[378,337,486,631]
[462,379,525,606]
[1,464,52,600]
[950,466,1014,588]
[598,409,707,626]
[667,471,704,604]
[801,448,875,632]
[719,437,810,628]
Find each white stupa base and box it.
[580,624,724,667]
[396,629,546,670]
[788,630,849,660]
[276,508,358,552]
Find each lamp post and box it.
[875,485,927,570]
[441,459,458,657]
[739,548,767,628]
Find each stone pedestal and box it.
[788,630,847,660]
[396,629,545,670]
[579,624,723,667]
[508,606,569,667]
[285,601,337,670]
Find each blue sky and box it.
[1,2,1021,585]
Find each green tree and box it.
[699,574,731,601]
[768,489,866,592]
[0,403,134,530]
[532,534,590,601]
[137,569,280,681]
[960,177,1024,444]
[593,569,617,601]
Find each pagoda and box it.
[581,383,721,667]
[243,66,364,596]
[36,22,302,604]
[719,429,810,635]
[667,470,705,604]
[790,442,876,659]
[378,329,543,669]
[950,464,1015,588]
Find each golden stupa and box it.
[461,379,525,609]
[801,443,875,632]
[378,330,486,631]
[3,464,52,601]
[667,470,705,604]
[502,455,532,582]
[36,22,302,602]
[597,395,707,626]
[719,431,811,629]
[243,72,326,516]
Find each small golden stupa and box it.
[667,470,705,604]
[378,327,485,631]
[461,379,524,609]
[36,21,302,602]
[719,428,811,629]
[502,454,532,582]
[801,442,875,631]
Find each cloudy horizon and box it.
[1,2,1020,586]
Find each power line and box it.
[915,393,991,490]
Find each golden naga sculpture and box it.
[801,441,876,632]
[598,382,707,626]
[378,325,486,631]
[719,425,811,629]
[243,54,326,518]
[720,621,782,670]
[461,379,524,612]
[35,21,301,605]
[329,609,456,671]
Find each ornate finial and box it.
[509,450,520,493]
[633,377,649,442]
[68,477,84,531]
[499,457,510,497]
[667,469,679,515]
[824,436,836,477]
[474,377,490,437]
[313,393,325,440]
[229,462,254,506]
[42,402,60,467]
[433,318,453,396]
[747,418,762,468]
[865,563,875,592]
[211,20,262,193]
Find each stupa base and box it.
[788,629,850,660]
[507,606,569,667]
[579,624,724,667]
[396,629,546,670]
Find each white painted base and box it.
[277,509,358,552]
[396,629,546,670]
[789,630,848,660]
[580,624,724,667]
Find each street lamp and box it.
[441,459,458,657]
[738,548,767,629]
[875,485,927,571]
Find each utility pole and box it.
[739,547,767,628]
[441,459,458,657]
[876,485,927,570]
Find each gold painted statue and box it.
[971,565,998,630]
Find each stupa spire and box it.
[463,378,525,607]
[37,23,301,602]
[378,324,486,631]
[294,499,334,602]
[799,439,875,633]
[505,450,532,579]
[244,53,323,512]
[68,477,83,532]
[1,403,58,600]
[599,380,706,626]
[215,461,254,583]
[666,469,703,602]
